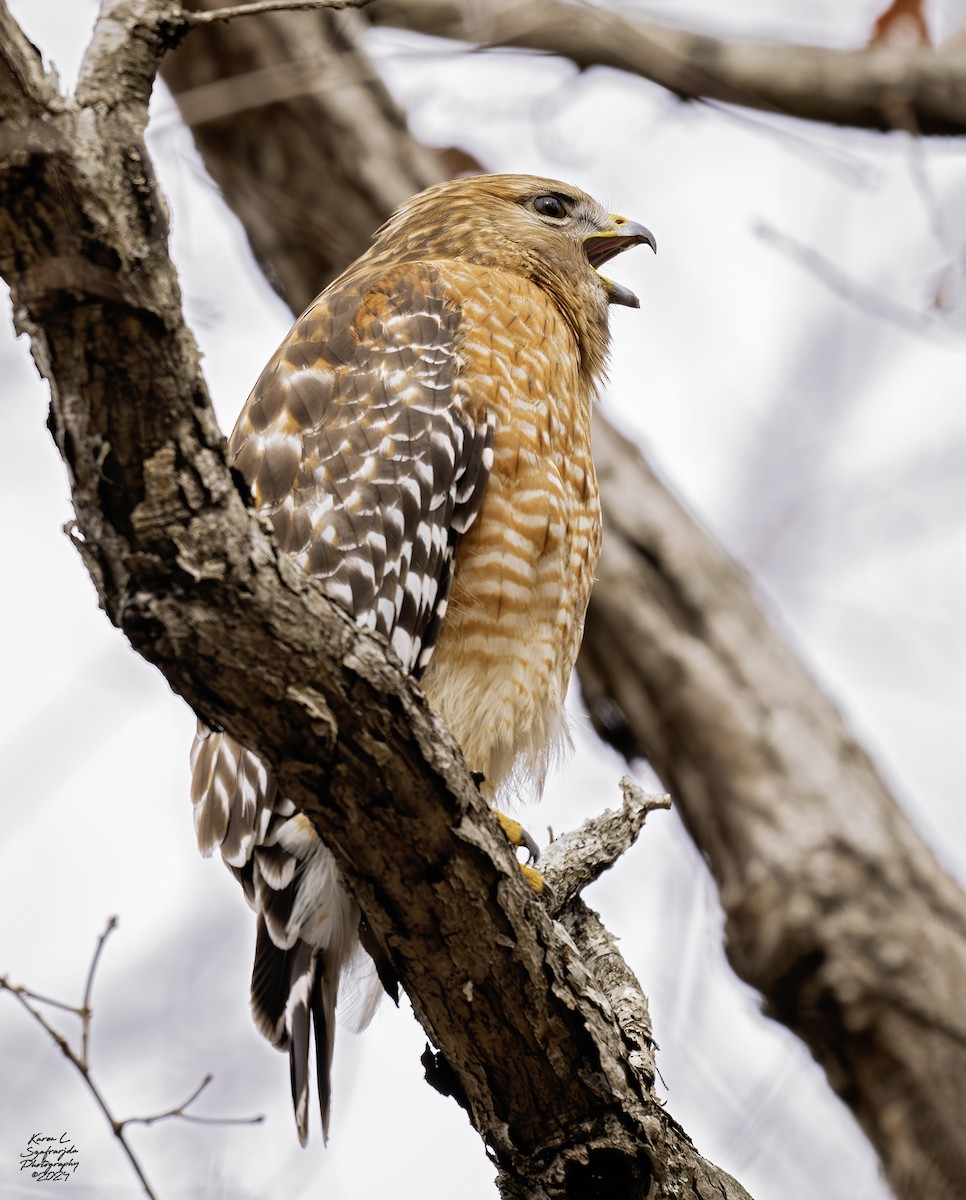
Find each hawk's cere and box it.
[190,174,655,1144]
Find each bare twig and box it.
[80,913,117,1066]
[697,98,882,188]
[122,1074,264,1129]
[1,920,158,1199]
[15,987,83,1015]
[1,918,263,1200]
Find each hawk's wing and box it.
[232,260,495,673]
[191,260,494,1144]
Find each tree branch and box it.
[186,0,369,25]
[542,776,671,912]
[540,781,669,1106]
[0,2,748,1195]
[367,0,966,135]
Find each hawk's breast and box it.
[419,264,602,797]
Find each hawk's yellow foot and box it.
[494,810,549,897]
[520,863,547,895]
[495,810,540,863]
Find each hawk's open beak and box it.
[584,217,656,308]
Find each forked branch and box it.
[1,918,261,1200]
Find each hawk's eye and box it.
[533,195,568,219]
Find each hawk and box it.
[190,174,655,1144]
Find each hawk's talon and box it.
[495,810,540,864]
[496,811,551,899]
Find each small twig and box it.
[122,1074,264,1129]
[1,941,158,1200]
[542,775,671,912]
[15,987,83,1015]
[184,0,371,27]
[698,97,881,188]
[81,913,117,1067]
[2,918,263,1200]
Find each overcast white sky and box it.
[3,2,966,1198]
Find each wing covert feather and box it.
[230,261,493,674]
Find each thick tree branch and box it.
[368,0,966,135]
[1,2,748,1195]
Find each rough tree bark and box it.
[154,4,966,1198]
[0,1,750,1196]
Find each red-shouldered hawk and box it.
[190,174,655,1144]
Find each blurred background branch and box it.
[369,0,966,134]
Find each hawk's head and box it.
[366,173,656,382]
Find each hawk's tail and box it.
[191,723,360,1144]
[252,917,339,1144]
